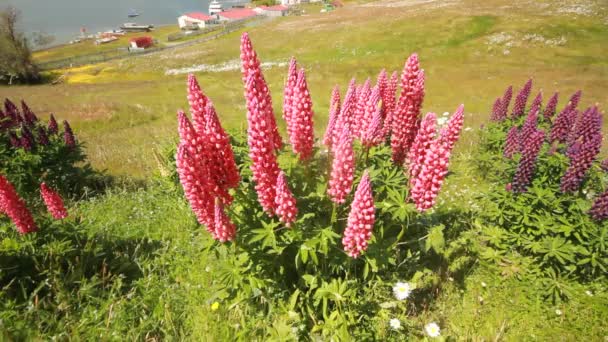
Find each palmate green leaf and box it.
[425,224,445,253]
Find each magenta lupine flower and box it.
[176,143,215,227]
[244,75,281,215]
[240,32,282,150]
[408,112,437,180]
[498,85,513,120]
[283,57,298,142]
[332,79,357,147]
[342,170,374,258]
[568,90,582,109]
[63,120,76,148]
[527,92,542,118]
[568,106,601,146]
[381,71,399,139]
[187,74,210,134]
[410,135,451,212]
[512,129,545,193]
[48,114,58,135]
[0,175,37,234]
[543,92,559,121]
[519,107,539,150]
[323,85,341,148]
[352,79,371,139]
[503,126,520,159]
[40,183,68,219]
[20,100,38,127]
[213,201,236,242]
[589,189,608,220]
[439,104,465,151]
[19,125,35,151]
[560,131,602,193]
[4,99,21,127]
[511,79,532,118]
[8,132,20,148]
[274,171,298,227]
[391,55,425,165]
[490,97,503,122]
[204,103,241,190]
[550,104,577,144]
[288,68,315,161]
[37,127,49,146]
[328,127,355,204]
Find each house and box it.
[129,36,153,49]
[254,5,289,17]
[178,12,214,29]
[218,8,259,22]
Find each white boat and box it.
[209,0,223,15]
[94,36,118,45]
[120,23,154,32]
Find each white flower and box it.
[555,309,563,316]
[481,281,487,288]
[393,282,412,300]
[437,117,448,126]
[389,318,401,330]
[442,112,450,117]
[585,290,593,296]
[425,322,441,337]
[464,127,472,131]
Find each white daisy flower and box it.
[585,290,593,296]
[389,318,401,330]
[555,309,563,316]
[393,282,412,300]
[425,322,441,338]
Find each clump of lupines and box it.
[391,54,425,165]
[497,85,513,119]
[439,104,464,151]
[342,170,375,258]
[380,71,399,138]
[40,182,68,219]
[503,126,520,159]
[512,129,545,193]
[560,124,602,193]
[550,104,577,144]
[63,120,76,148]
[274,171,298,227]
[0,175,37,234]
[543,92,559,121]
[48,114,58,134]
[213,201,236,242]
[323,85,341,147]
[511,78,532,118]
[328,127,355,204]
[408,112,437,180]
[589,190,608,221]
[288,68,315,160]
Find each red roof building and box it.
[218,8,258,21]
[178,12,215,29]
[129,36,153,48]
[254,5,289,17]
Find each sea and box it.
[2,0,246,46]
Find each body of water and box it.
[3,0,246,45]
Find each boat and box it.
[94,36,118,45]
[209,0,223,16]
[119,23,154,32]
[102,29,126,36]
[128,9,140,18]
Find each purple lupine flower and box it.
[511,79,532,118]
[19,125,35,151]
[560,132,602,193]
[601,158,608,172]
[48,114,59,135]
[490,97,502,122]
[4,99,21,127]
[8,132,20,148]
[519,108,539,150]
[527,92,542,117]
[568,106,602,146]
[498,86,513,119]
[503,126,520,159]
[550,105,577,144]
[0,109,6,130]
[568,90,582,109]
[512,129,545,193]
[63,120,76,148]
[37,127,50,146]
[589,189,608,220]
[543,92,559,121]
[21,100,38,127]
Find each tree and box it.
[0,6,40,84]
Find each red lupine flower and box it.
[288,68,315,160]
[274,171,298,226]
[498,85,513,120]
[213,200,236,242]
[550,104,577,144]
[244,75,281,215]
[490,97,503,122]
[328,126,355,204]
[21,100,38,127]
[40,183,68,219]
[568,90,582,109]
[391,55,425,165]
[512,129,545,193]
[380,71,399,139]
[323,85,341,147]
[332,79,357,147]
[204,103,241,190]
[439,104,464,151]
[63,120,76,148]
[543,92,559,121]
[503,126,520,159]
[37,127,49,146]
[176,143,215,227]
[408,112,437,180]
[527,92,542,118]
[410,134,450,212]
[511,78,532,118]
[240,32,282,150]
[187,74,210,134]
[589,189,608,221]
[48,114,58,134]
[560,131,602,193]
[352,79,371,139]
[0,175,37,234]
[342,170,374,258]
[283,57,299,143]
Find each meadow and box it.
[1,0,607,339]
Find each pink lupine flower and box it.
[283,57,299,142]
[288,68,315,160]
[503,126,520,159]
[204,103,241,189]
[519,107,539,150]
[40,183,68,219]
[391,55,425,165]
[376,69,388,107]
[543,92,559,121]
[568,90,582,109]
[380,71,399,138]
[512,129,545,193]
[550,104,577,144]
[589,189,608,221]
[240,32,282,150]
[352,79,371,139]
[498,85,513,120]
[332,79,357,147]
[362,97,384,147]
[490,97,503,122]
[244,75,281,215]
[274,171,298,226]
[511,78,532,118]
[213,201,237,242]
[342,170,374,258]
[560,131,602,193]
[187,74,210,133]
[410,135,450,212]
[21,100,38,127]
[527,92,542,118]
[63,120,76,148]
[323,85,341,147]
[328,127,355,204]
[176,143,215,227]
[360,86,381,143]
[408,112,437,180]
[439,104,464,151]
[48,114,58,135]
[0,175,37,234]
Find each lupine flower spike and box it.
[323,85,341,147]
[37,127,50,146]
[410,135,451,212]
[550,104,577,144]
[283,57,298,141]
[48,114,58,134]
[289,68,315,160]
[568,90,582,109]
[589,189,608,221]
[352,78,371,139]
[543,92,559,121]
[274,171,298,226]
[440,104,465,151]
[381,71,399,138]
[408,112,437,180]
[512,130,545,193]
[503,126,520,158]
[187,74,210,133]
[332,79,357,147]
[176,143,214,227]
[40,183,68,219]
[560,126,602,192]
[511,78,532,118]
[204,103,241,190]
[498,85,513,119]
[63,120,76,148]
[21,100,38,127]
[342,170,375,258]
[528,92,542,117]
[213,200,237,242]
[328,126,355,204]
[490,97,502,122]
[0,175,37,234]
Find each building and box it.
[177,12,214,29]
[129,36,153,49]
[254,5,289,17]
[218,8,259,22]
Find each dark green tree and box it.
[0,6,40,84]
